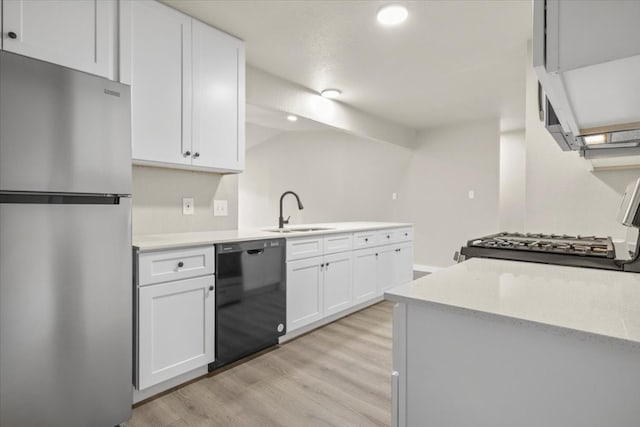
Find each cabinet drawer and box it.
[139,245,215,286]
[380,227,413,244]
[395,227,413,243]
[323,233,353,255]
[378,229,397,245]
[353,231,379,249]
[287,237,323,261]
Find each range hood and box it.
[544,98,640,160]
[533,0,640,160]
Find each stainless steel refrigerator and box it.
[0,52,132,426]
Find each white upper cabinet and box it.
[2,0,118,80]
[130,0,245,173]
[192,20,245,172]
[130,0,191,166]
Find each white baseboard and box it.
[413,264,444,273]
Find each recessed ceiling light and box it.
[286,115,298,122]
[377,4,408,26]
[584,134,606,145]
[320,89,341,98]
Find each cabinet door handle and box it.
[375,253,379,257]
[404,233,408,237]
[209,286,214,291]
[387,235,390,239]
[538,82,544,122]
[192,152,200,158]
[183,150,191,157]
[326,262,330,268]
[177,261,184,268]
[7,32,17,39]
[365,238,369,242]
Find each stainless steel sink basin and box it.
[263,227,335,233]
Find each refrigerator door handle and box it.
[0,192,128,205]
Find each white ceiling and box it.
[246,104,331,149]
[164,0,532,132]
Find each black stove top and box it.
[457,231,638,271]
[467,232,615,259]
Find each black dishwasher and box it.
[209,238,286,370]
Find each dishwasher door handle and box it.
[246,249,264,255]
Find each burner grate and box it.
[468,232,615,258]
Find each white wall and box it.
[238,130,413,229]
[132,165,238,235]
[240,120,500,269]
[499,130,526,232]
[524,45,639,242]
[396,120,501,269]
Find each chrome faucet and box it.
[279,191,304,229]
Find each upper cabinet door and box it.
[2,0,116,79]
[130,0,191,166]
[191,20,245,172]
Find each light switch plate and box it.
[182,198,194,215]
[213,199,228,217]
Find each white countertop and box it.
[385,258,640,345]
[133,221,412,251]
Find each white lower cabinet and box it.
[285,227,413,335]
[377,245,397,294]
[354,242,414,301]
[393,243,414,287]
[137,274,215,390]
[287,257,324,331]
[287,251,353,332]
[135,245,216,395]
[323,252,353,316]
[352,248,378,304]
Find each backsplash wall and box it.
[132,165,238,235]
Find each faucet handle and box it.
[283,216,290,225]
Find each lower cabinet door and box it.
[352,248,378,304]
[287,257,323,332]
[394,243,414,287]
[138,275,214,390]
[377,245,396,294]
[323,252,353,316]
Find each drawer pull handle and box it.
[209,286,214,291]
[387,235,390,239]
[326,262,330,268]
[177,261,184,268]
[405,233,408,236]
[8,32,17,39]
[365,238,369,242]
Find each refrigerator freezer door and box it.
[0,51,131,195]
[0,198,132,427]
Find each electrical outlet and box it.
[213,199,228,217]
[391,192,398,200]
[468,190,475,200]
[182,198,194,215]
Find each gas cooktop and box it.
[467,232,615,259]
[457,232,633,271]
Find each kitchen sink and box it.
[263,227,335,233]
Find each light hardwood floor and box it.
[129,301,394,427]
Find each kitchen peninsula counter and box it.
[385,258,640,427]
